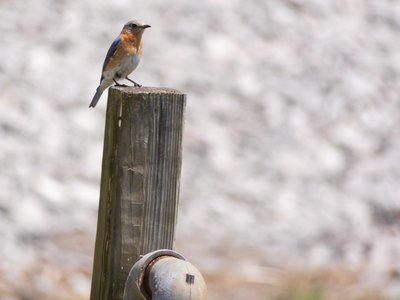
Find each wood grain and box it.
[90,87,186,300]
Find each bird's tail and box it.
[89,87,103,108]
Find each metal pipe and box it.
[123,249,208,300]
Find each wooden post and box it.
[90,87,186,300]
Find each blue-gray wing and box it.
[100,36,121,81]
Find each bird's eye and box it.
[131,24,138,28]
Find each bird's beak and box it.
[142,24,151,28]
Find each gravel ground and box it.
[1,0,400,298]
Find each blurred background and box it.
[1,0,400,299]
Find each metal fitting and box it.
[123,249,208,300]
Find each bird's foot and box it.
[114,83,128,87]
[126,77,142,87]
[113,79,128,87]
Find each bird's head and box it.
[122,20,151,34]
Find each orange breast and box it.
[105,32,143,70]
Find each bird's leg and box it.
[113,79,128,87]
[126,77,142,87]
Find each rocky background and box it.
[1,0,400,299]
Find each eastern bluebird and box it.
[89,20,151,108]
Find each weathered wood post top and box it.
[112,86,184,95]
[90,86,186,300]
